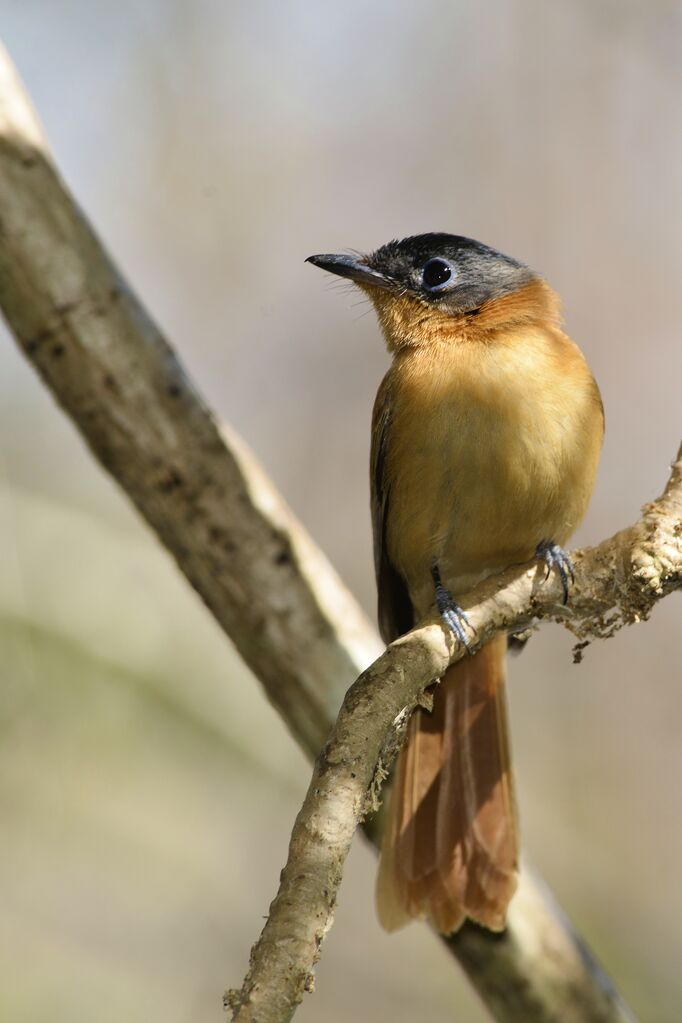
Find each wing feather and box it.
[370,372,413,643]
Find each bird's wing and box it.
[370,371,413,643]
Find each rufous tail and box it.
[376,634,518,934]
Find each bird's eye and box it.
[422,257,454,291]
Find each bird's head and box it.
[307,233,555,350]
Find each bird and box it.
[306,233,603,935]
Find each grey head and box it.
[307,233,537,315]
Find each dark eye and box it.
[422,257,454,291]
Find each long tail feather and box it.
[376,634,518,934]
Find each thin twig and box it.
[225,458,681,1022]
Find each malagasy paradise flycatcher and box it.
[306,234,603,934]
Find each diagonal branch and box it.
[1,39,675,1023]
[0,44,381,758]
[225,455,682,1022]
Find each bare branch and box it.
[0,44,381,758]
[0,40,670,1023]
[226,455,680,1022]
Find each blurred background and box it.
[0,2,680,1020]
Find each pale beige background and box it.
[0,3,680,1021]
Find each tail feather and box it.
[376,634,518,934]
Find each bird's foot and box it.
[535,539,574,604]
[431,563,475,650]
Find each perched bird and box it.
[306,234,603,934]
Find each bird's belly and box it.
[385,367,599,616]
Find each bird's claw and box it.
[431,564,475,651]
[535,539,574,604]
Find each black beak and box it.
[305,253,393,290]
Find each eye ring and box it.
[421,257,455,292]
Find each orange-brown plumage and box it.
[376,635,516,933]
[307,234,603,935]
